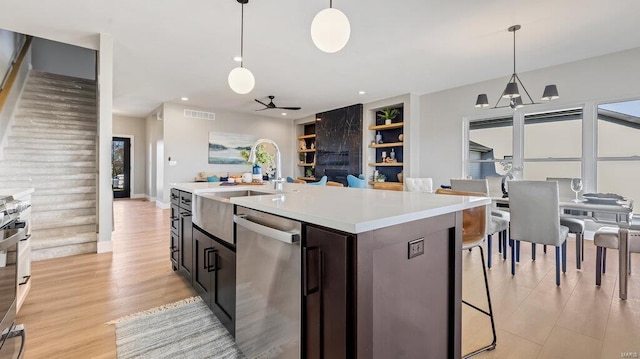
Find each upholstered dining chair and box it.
[435,188,496,357]
[508,181,569,286]
[307,175,327,186]
[326,181,344,187]
[547,177,586,269]
[450,179,509,268]
[347,174,367,188]
[593,227,640,285]
[404,177,433,193]
[293,179,307,184]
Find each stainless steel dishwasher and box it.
[234,206,301,359]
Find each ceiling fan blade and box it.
[254,108,268,111]
[277,106,302,110]
[254,99,269,107]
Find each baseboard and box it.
[97,240,113,253]
[131,193,145,199]
[146,195,156,201]
[155,200,170,209]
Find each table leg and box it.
[619,228,629,300]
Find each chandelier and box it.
[475,25,559,110]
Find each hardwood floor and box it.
[15,199,640,358]
[17,199,195,358]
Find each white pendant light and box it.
[228,67,255,94]
[310,1,351,53]
[228,0,255,94]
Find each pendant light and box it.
[475,25,559,109]
[228,0,255,94]
[310,0,351,53]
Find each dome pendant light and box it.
[228,0,255,94]
[475,25,559,109]
[310,0,351,53]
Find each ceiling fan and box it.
[254,95,301,111]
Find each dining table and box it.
[491,195,634,300]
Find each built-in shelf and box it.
[298,176,316,181]
[368,162,403,167]
[298,149,316,153]
[297,134,316,140]
[369,142,403,148]
[297,162,316,167]
[368,122,404,131]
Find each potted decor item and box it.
[305,167,314,178]
[377,107,399,125]
[240,144,275,181]
[376,173,387,182]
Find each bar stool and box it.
[435,188,496,357]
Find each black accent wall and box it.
[315,104,363,186]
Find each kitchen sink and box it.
[193,190,272,246]
[210,190,271,201]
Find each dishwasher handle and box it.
[234,214,300,244]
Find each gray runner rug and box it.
[107,296,244,359]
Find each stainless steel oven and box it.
[0,228,25,359]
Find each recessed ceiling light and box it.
[180,97,189,101]
[358,91,366,95]
[233,56,242,62]
[281,112,287,116]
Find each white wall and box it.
[0,29,19,79]
[158,102,295,205]
[0,42,29,161]
[113,114,147,197]
[420,47,640,188]
[31,37,95,80]
[145,107,163,200]
[97,33,113,253]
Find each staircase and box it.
[0,71,98,260]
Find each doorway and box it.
[112,137,131,198]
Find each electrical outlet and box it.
[408,238,424,259]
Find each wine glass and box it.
[570,178,583,202]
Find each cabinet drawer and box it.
[179,191,192,210]
[170,188,180,206]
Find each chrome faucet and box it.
[248,138,284,191]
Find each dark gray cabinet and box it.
[303,213,462,359]
[170,188,193,284]
[193,225,236,336]
[303,224,355,359]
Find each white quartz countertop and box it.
[170,182,489,233]
[171,182,276,194]
[0,188,35,199]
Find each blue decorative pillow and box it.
[207,175,220,182]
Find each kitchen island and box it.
[171,182,489,359]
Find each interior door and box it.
[112,137,131,198]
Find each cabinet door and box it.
[170,204,180,233]
[170,231,180,271]
[211,242,236,336]
[303,224,354,359]
[179,210,193,282]
[170,188,180,206]
[193,227,215,304]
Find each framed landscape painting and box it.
[208,132,256,165]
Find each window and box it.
[467,117,513,179]
[523,109,582,181]
[597,99,640,203]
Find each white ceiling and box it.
[2,0,640,119]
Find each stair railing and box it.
[0,35,32,113]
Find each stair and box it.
[0,70,98,260]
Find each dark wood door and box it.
[303,224,354,359]
[211,241,236,336]
[193,226,214,304]
[112,137,131,198]
[170,231,179,271]
[179,209,193,282]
